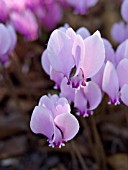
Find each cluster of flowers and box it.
[0,0,99,41]
[31,24,128,147]
[111,0,128,43]
[0,0,62,40]
[0,23,17,65]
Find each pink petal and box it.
[54,113,79,141]
[74,88,87,114]
[0,24,11,55]
[41,49,50,75]
[55,97,71,116]
[6,24,17,53]
[47,29,75,78]
[103,38,115,65]
[120,84,128,106]
[30,106,54,139]
[92,63,105,89]
[39,95,56,117]
[60,77,75,103]
[76,27,90,39]
[50,67,64,88]
[102,61,119,103]
[116,58,128,88]
[82,31,105,78]
[66,28,76,41]
[121,0,128,23]
[115,39,128,65]
[84,81,102,110]
[111,21,128,44]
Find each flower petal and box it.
[54,113,79,141]
[116,58,128,88]
[41,49,50,75]
[30,106,54,139]
[47,29,74,77]
[84,81,102,110]
[82,31,105,78]
[121,0,128,23]
[39,95,56,117]
[92,63,105,89]
[111,21,128,44]
[76,27,90,39]
[115,39,128,65]
[103,38,115,65]
[120,84,128,106]
[60,77,75,103]
[0,24,11,55]
[102,61,119,103]
[74,88,87,114]
[55,97,71,115]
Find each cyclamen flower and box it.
[102,59,128,105]
[42,27,105,88]
[60,78,102,117]
[0,0,62,40]
[0,23,17,65]
[30,95,79,147]
[74,81,102,117]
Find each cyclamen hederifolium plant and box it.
[30,24,128,147]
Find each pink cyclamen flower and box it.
[10,10,38,40]
[102,59,128,105]
[42,27,105,88]
[30,95,79,147]
[74,81,102,117]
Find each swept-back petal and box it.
[121,0,128,23]
[120,84,128,106]
[47,29,75,77]
[39,95,56,117]
[74,88,87,114]
[116,58,128,88]
[41,49,50,75]
[54,113,79,141]
[92,63,105,89]
[102,61,119,103]
[103,38,115,65]
[76,27,90,39]
[50,67,64,88]
[55,97,71,116]
[82,31,105,78]
[115,39,128,65]
[30,106,54,139]
[60,77,75,103]
[0,24,11,55]
[84,81,102,110]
